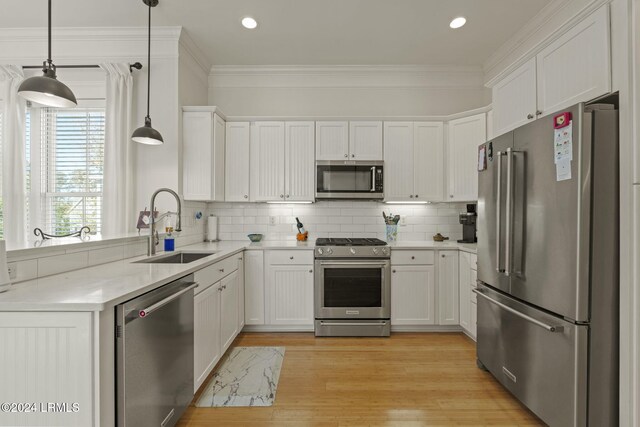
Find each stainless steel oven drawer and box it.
[315,319,390,337]
[476,284,587,427]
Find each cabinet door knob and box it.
[409,195,413,198]
[244,195,248,199]
[309,270,313,273]
[441,254,445,258]
[411,256,415,260]
[415,195,419,198]
[286,195,290,198]
[527,114,534,119]
[289,256,294,260]
[536,110,543,116]
[351,154,355,158]
[219,268,225,272]
[280,194,284,198]
[450,195,454,198]
[392,270,396,273]
[344,154,348,158]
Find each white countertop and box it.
[0,240,476,312]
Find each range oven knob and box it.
[381,247,389,255]
[326,248,333,255]
[317,248,324,256]
[372,248,379,255]
[350,248,356,255]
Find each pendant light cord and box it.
[47,0,52,65]
[146,1,151,119]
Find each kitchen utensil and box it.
[248,234,263,242]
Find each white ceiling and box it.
[1,0,552,66]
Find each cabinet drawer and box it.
[391,250,434,265]
[195,255,240,292]
[268,250,313,265]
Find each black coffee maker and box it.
[457,204,477,243]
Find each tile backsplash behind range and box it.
[207,201,466,242]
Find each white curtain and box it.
[100,63,135,236]
[0,65,26,247]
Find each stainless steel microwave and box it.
[315,161,384,200]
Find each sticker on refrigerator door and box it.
[556,159,572,181]
[478,145,487,171]
[554,121,572,163]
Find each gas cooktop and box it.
[315,238,387,247]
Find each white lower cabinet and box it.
[194,283,221,392]
[244,250,265,325]
[437,250,459,325]
[391,265,436,325]
[458,251,478,339]
[266,250,314,327]
[193,256,241,393]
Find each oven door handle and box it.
[318,261,389,267]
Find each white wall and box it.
[208,66,490,117]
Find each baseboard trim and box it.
[241,325,465,333]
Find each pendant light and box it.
[132,0,163,145]
[18,0,77,108]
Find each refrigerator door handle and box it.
[496,151,505,273]
[505,147,514,277]
[473,288,564,333]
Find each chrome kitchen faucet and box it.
[148,188,182,256]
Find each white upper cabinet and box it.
[383,122,414,201]
[384,121,444,202]
[316,121,382,161]
[447,113,486,201]
[316,121,349,160]
[492,58,537,137]
[414,122,444,202]
[349,121,383,160]
[225,122,250,202]
[490,5,611,136]
[536,6,610,116]
[182,110,225,201]
[250,122,285,202]
[250,121,315,202]
[285,122,315,202]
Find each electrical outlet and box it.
[269,216,278,225]
[400,217,407,226]
[7,263,17,280]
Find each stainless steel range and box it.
[314,238,391,337]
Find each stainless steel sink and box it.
[134,252,217,264]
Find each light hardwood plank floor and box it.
[177,332,543,427]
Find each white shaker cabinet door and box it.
[349,121,383,160]
[220,270,240,352]
[383,122,414,202]
[414,122,444,202]
[225,122,251,202]
[268,265,314,326]
[458,251,472,333]
[536,5,610,117]
[391,265,436,325]
[316,121,349,161]
[492,58,537,137]
[250,122,285,202]
[447,113,486,202]
[194,283,221,393]
[437,250,460,325]
[285,121,315,202]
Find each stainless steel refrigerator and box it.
[476,100,619,427]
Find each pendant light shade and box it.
[18,0,77,108]
[132,0,163,145]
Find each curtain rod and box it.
[22,62,143,73]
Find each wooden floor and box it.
[177,332,543,427]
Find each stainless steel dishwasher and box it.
[116,275,197,427]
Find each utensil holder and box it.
[386,224,398,242]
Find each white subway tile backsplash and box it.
[207,201,468,242]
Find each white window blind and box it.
[41,108,105,235]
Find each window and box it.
[39,107,105,235]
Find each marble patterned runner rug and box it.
[195,346,285,407]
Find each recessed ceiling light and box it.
[449,17,467,29]
[241,17,258,29]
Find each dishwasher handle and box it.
[139,282,198,318]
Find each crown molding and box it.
[209,65,485,89]
[177,28,211,77]
[483,0,611,87]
